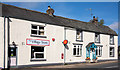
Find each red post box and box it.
[61,53,64,59]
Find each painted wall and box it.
[0,17,9,68]
[0,17,118,68]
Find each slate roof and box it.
[0,3,117,36]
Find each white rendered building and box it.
[0,3,118,69]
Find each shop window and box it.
[76,30,83,41]
[96,46,102,57]
[110,35,114,45]
[110,47,114,57]
[31,25,44,36]
[73,44,82,56]
[31,46,44,59]
[95,33,100,43]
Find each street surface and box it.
[31,60,119,68]
[9,60,120,70]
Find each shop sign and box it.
[26,39,50,46]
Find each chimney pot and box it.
[46,6,54,16]
[48,6,51,9]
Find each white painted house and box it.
[0,3,118,69]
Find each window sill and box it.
[74,55,82,57]
[110,43,115,45]
[30,58,47,61]
[110,56,114,57]
[95,42,100,43]
[97,56,102,57]
[76,40,83,42]
[30,35,47,38]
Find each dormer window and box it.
[95,33,100,43]
[76,30,83,42]
[110,35,114,45]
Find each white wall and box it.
[9,17,65,65]
[0,17,4,68]
[0,17,118,68]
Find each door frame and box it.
[10,46,18,68]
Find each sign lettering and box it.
[26,39,50,46]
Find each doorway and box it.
[10,47,17,67]
[86,42,97,62]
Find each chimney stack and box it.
[46,6,54,16]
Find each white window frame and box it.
[73,44,82,57]
[110,47,114,57]
[96,46,102,57]
[31,46,45,60]
[76,30,83,41]
[110,35,114,45]
[31,24,45,36]
[95,33,100,43]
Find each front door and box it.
[10,47,17,67]
[90,49,93,61]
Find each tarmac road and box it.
[9,60,120,70]
[33,60,119,68]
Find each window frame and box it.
[96,45,102,57]
[73,44,82,57]
[76,30,83,42]
[31,24,46,38]
[31,46,46,61]
[95,33,100,43]
[109,47,114,57]
[110,35,114,45]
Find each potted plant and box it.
[95,57,98,62]
[92,57,98,63]
[85,57,90,63]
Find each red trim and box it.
[26,38,50,46]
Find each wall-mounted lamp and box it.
[12,41,16,47]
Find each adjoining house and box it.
[0,3,118,69]
[118,46,120,59]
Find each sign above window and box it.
[26,39,50,46]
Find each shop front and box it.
[26,38,50,61]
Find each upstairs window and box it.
[31,25,44,36]
[95,33,100,43]
[76,30,83,41]
[110,35,114,45]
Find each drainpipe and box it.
[64,27,66,65]
[3,16,6,70]
[7,17,10,70]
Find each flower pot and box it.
[92,59,97,63]
[85,59,90,63]
[95,59,97,63]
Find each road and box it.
[33,60,119,68]
[10,60,120,70]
